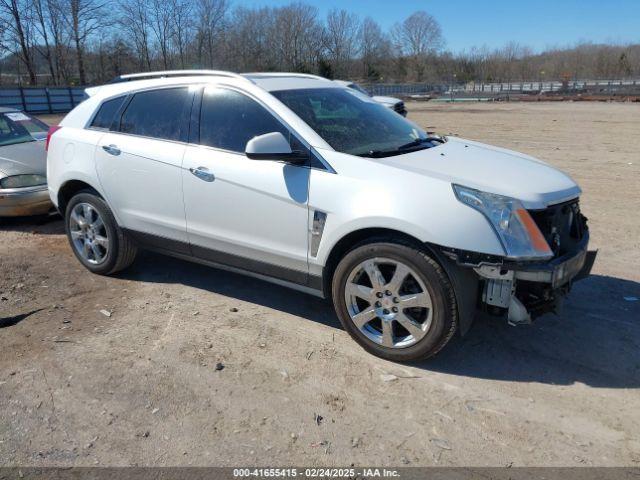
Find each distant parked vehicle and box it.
[0,108,51,217]
[334,80,408,116]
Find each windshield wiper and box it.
[356,149,399,158]
[396,136,445,151]
[357,136,445,158]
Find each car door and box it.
[182,86,310,284]
[94,87,193,251]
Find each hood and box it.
[380,137,580,209]
[372,95,402,106]
[0,140,47,177]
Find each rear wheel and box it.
[331,239,457,361]
[65,191,137,275]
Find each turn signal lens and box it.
[515,208,553,256]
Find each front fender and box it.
[309,156,505,273]
[314,215,432,267]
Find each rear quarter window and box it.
[90,96,126,130]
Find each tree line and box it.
[1,0,639,86]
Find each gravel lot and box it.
[1,101,639,467]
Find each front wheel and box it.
[65,190,137,275]
[331,240,457,361]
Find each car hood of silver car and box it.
[0,140,47,177]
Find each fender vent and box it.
[310,211,327,257]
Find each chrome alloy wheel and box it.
[69,202,109,265]
[344,257,433,348]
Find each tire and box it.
[64,190,137,275]
[331,238,457,362]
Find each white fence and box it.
[455,79,640,94]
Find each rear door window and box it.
[119,88,191,142]
[90,96,126,130]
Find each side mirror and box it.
[245,132,308,165]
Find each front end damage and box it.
[441,198,596,327]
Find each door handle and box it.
[102,144,121,156]
[189,166,215,182]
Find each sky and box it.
[238,0,640,53]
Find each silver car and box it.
[0,108,51,216]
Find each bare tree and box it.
[33,0,58,83]
[3,1,640,86]
[194,0,228,68]
[500,41,522,83]
[271,3,323,72]
[358,17,390,80]
[225,6,275,72]
[391,11,443,80]
[170,0,192,68]
[44,0,72,83]
[64,0,109,84]
[119,0,152,71]
[517,45,534,81]
[93,35,134,81]
[148,0,172,69]
[0,0,37,84]
[392,11,444,57]
[324,8,359,78]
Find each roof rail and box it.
[108,70,247,84]
[241,72,329,81]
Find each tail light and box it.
[45,125,61,151]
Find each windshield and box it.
[271,88,439,157]
[0,111,48,147]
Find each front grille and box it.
[528,199,587,257]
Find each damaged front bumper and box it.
[441,234,597,327]
[507,243,596,289]
[477,234,596,325]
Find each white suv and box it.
[46,70,596,361]
[333,80,407,116]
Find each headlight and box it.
[0,174,47,189]
[453,184,552,260]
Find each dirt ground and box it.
[1,102,639,467]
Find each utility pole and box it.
[450,73,456,102]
